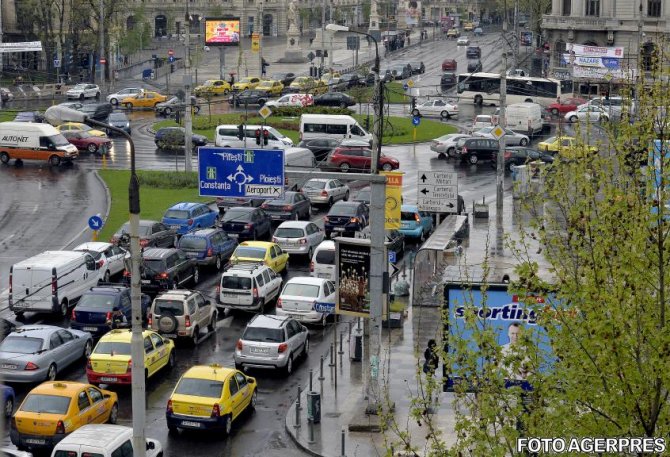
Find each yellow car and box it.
[463,22,475,31]
[57,122,107,138]
[232,77,262,92]
[86,329,175,385]
[10,381,118,450]
[320,72,341,82]
[166,364,256,435]
[230,241,289,273]
[289,76,316,91]
[446,28,460,38]
[256,79,284,96]
[538,136,598,154]
[194,79,231,96]
[121,91,167,109]
[311,79,329,95]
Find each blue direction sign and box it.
[388,250,396,264]
[168,55,175,63]
[198,147,285,199]
[88,215,103,231]
[403,83,409,91]
[314,302,336,314]
[412,116,421,126]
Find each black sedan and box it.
[297,138,341,162]
[229,89,269,107]
[409,62,426,74]
[261,191,312,221]
[314,92,356,108]
[389,64,412,80]
[155,96,200,116]
[340,73,366,88]
[220,207,273,241]
[154,127,208,150]
[79,102,113,121]
[492,146,555,172]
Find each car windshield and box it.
[144,259,166,273]
[153,299,185,316]
[94,341,132,355]
[77,294,117,309]
[303,181,326,190]
[0,336,43,354]
[545,136,557,144]
[222,276,252,290]
[222,209,251,222]
[356,190,371,200]
[274,228,305,238]
[116,223,151,237]
[73,84,87,90]
[178,237,207,250]
[478,127,493,134]
[329,205,358,216]
[165,97,179,104]
[21,394,71,414]
[175,378,224,398]
[109,113,126,121]
[50,134,71,147]
[242,326,284,343]
[401,211,419,221]
[164,210,190,219]
[234,247,266,259]
[282,283,321,297]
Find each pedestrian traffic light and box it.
[263,129,269,146]
[255,129,262,145]
[237,124,245,141]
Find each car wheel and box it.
[440,110,450,119]
[4,397,13,418]
[303,338,310,357]
[340,101,347,108]
[215,255,222,270]
[125,103,133,110]
[551,108,559,115]
[83,340,93,359]
[164,107,172,115]
[193,106,200,114]
[339,162,351,172]
[284,355,293,376]
[110,98,118,105]
[307,206,312,218]
[520,138,528,146]
[156,140,166,149]
[235,362,244,371]
[344,190,350,201]
[307,246,314,259]
[49,155,61,167]
[46,364,57,381]
[95,92,101,100]
[328,196,334,206]
[570,115,578,123]
[0,152,8,164]
[191,327,199,346]
[168,350,176,368]
[249,390,257,410]
[223,89,230,95]
[420,230,426,242]
[208,312,217,333]
[108,403,118,424]
[192,267,200,285]
[507,161,516,172]
[259,99,266,106]
[382,163,393,171]
[87,143,98,153]
[474,95,483,106]
[223,414,233,435]
[468,154,479,165]
[446,147,456,158]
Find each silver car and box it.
[272,221,324,258]
[0,325,92,383]
[473,127,530,146]
[430,133,470,157]
[301,178,350,206]
[234,314,309,375]
[106,87,143,105]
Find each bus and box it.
[457,72,573,107]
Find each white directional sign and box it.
[417,170,459,213]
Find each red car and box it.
[62,130,112,154]
[546,97,587,116]
[442,59,457,71]
[327,146,399,172]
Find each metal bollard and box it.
[318,355,325,381]
[338,333,344,355]
[294,397,301,429]
[309,369,313,391]
[329,343,335,367]
[308,419,316,444]
[297,385,302,411]
[341,428,346,456]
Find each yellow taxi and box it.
[166,364,256,435]
[86,329,175,385]
[311,79,329,95]
[320,71,342,82]
[446,28,460,38]
[10,381,118,451]
[289,76,316,91]
[194,79,232,96]
[256,79,284,96]
[538,136,598,156]
[121,91,167,109]
[463,22,475,31]
[230,241,289,273]
[232,77,262,92]
[56,122,108,138]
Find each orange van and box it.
[0,121,79,166]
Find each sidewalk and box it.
[285,193,551,456]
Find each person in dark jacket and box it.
[423,339,439,413]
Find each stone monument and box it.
[368,0,381,41]
[279,0,308,62]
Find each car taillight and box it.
[310,261,314,272]
[86,358,92,369]
[415,214,421,223]
[283,205,292,211]
[71,309,77,320]
[126,360,132,373]
[211,404,221,418]
[245,224,253,230]
[261,203,269,209]
[185,315,191,328]
[167,400,173,414]
[55,420,65,435]
[350,217,359,223]
[277,298,283,308]
[52,278,57,294]
[321,191,328,197]
[148,315,152,326]
[504,151,512,159]
[97,260,104,269]
[236,339,244,350]
[207,247,213,257]
[299,238,307,244]
[253,288,258,298]
[24,362,38,371]
[156,272,169,279]
[140,239,149,247]
[123,270,130,277]
[278,343,288,353]
[216,285,221,295]
[187,219,194,225]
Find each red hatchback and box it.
[62,130,112,154]
[328,146,399,172]
[442,59,457,71]
[546,97,587,116]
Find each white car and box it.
[273,221,325,258]
[73,242,127,283]
[565,105,610,123]
[276,276,336,325]
[457,36,470,46]
[470,114,496,133]
[265,93,314,108]
[430,133,471,156]
[473,127,530,146]
[66,83,100,100]
[414,99,459,119]
[107,87,144,105]
[300,178,350,206]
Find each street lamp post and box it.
[325,24,385,414]
[43,105,146,457]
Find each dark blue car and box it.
[177,228,238,270]
[220,207,273,241]
[70,286,151,337]
[162,202,220,236]
[1,384,14,418]
[324,201,369,238]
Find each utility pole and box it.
[259,1,264,76]
[320,0,326,76]
[99,0,105,88]
[512,0,519,70]
[496,52,507,255]
[184,9,193,173]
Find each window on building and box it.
[555,41,567,68]
[586,0,600,16]
[642,42,657,72]
[563,0,571,16]
[648,0,662,17]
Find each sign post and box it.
[88,215,104,241]
[411,116,420,156]
[417,171,459,213]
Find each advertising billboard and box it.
[336,238,371,318]
[205,18,241,46]
[382,171,403,229]
[444,283,555,392]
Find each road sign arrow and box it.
[390,262,400,277]
[236,165,244,172]
[420,174,427,182]
[448,202,454,208]
[227,173,234,182]
[420,188,429,195]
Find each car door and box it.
[150,332,169,370]
[227,375,243,418]
[258,209,271,236]
[86,386,108,424]
[48,331,66,371]
[105,245,125,276]
[361,149,373,170]
[75,388,93,428]
[143,335,159,376]
[275,245,288,271]
[56,329,80,367]
[119,291,132,320]
[220,232,237,259]
[194,293,210,328]
[262,269,280,299]
[177,251,193,285]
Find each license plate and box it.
[228,233,238,238]
[223,293,237,297]
[250,347,270,354]
[170,225,180,229]
[26,439,45,445]
[101,377,118,382]
[162,333,177,338]
[181,421,201,428]
[186,252,198,258]
[334,227,345,231]
[84,327,98,332]
[318,273,330,278]
[141,280,151,284]
[0,364,17,369]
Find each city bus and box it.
[457,72,573,107]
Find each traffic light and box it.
[263,129,269,146]
[237,124,245,141]
[255,129,262,145]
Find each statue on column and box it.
[288,0,299,33]
[369,0,380,30]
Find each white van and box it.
[51,424,162,457]
[300,114,372,143]
[215,124,294,149]
[310,240,336,281]
[505,102,543,136]
[265,93,314,108]
[0,122,78,166]
[9,251,100,317]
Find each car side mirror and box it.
[104,393,111,398]
[146,441,155,450]
[247,377,256,384]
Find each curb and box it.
[93,169,112,227]
[284,411,325,457]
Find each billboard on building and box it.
[205,18,241,46]
[382,171,403,229]
[398,0,421,27]
[567,43,624,58]
[335,238,371,318]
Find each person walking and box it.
[423,339,439,414]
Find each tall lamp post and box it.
[325,24,385,414]
[44,105,146,457]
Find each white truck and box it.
[505,102,543,137]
